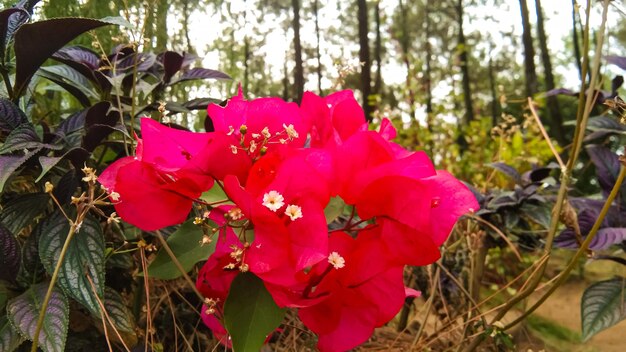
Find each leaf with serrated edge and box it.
[581,277,626,341]
[224,273,286,352]
[0,315,23,352]
[0,223,20,282]
[0,192,48,234]
[39,212,105,317]
[6,282,69,352]
[146,220,216,280]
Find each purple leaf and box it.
[0,223,20,282]
[161,51,183,84]
[487,162,522,184]
[0,150,38,192]
[593,228,626,250]
[606,55,626,70]
[183,97,222,110]
[7,282,69,352]
[586,145,621,196]
[13,17,120,98]
[0,98,27,131]
[0,7,28,62]
[169,68,231,85]
[53,45,99,71]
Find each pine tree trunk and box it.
[374,0,383,96]
[457,0,474,125]
[292,0,304,103]
[488,57,499,127]
[398,0,416,123]
[357,0,373,121]
[536,0,565,144]
[155,0,168,52]
[519,0,538,97]
[313,0,323,94]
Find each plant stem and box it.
[31,225,77,352]
[463,1,610,349]
[504,165,626,330]
[153,230,205,301]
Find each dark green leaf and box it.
[16,222,45,286]
[0,192,49,234]
[200,185,233,204]
[13,17,121,98]
[182,97,222,110]
[581,277,626,341]
[103,287,135,333]
[0,315,23,352]
[520,203,551,228]
[0,223,20,282]
[39,213,105,317]
[37,65,97,107]
[487,162,521,184]
[35,148,89,182]
[146,221,215,280]
[6,282,69,352]
[224,273,286,352]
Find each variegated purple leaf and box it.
[0,223,20,282]
[0,98,27,131]
[169,68,231,85]
[586,145,623,197]
[6,282,69,352]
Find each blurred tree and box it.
[519,0,538,97]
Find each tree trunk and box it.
[357,0,373,121]
[425,3,434,153]
[488,57,499,127]
[182,0,193,53]
[571,0,583,80]
[155,0,168,52]
[519,0,538,97]
[398,0,416,123]
[313,0,323,94]
[536,0,565,144]
[374,0,383,96]
[457,0,474,125]
[292,0,304,103]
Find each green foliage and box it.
[38,212,105,317]
[146,221,216,280]
[581,277,626,342]
[224,273,287,352]
[0,315,24,352]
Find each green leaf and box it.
[0,315,23,352]
[6,282,69,352]
[39,213,105,317]
[224,273,286,352]
[0,192,49,234]
[581,277,626,341]
[0,282,9,309]
[103,287,135,333]
[200,184,233,205]
[146,221,215,280]
[324,196,346,223]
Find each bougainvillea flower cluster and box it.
[100,89,478,352]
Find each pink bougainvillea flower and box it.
[99,118,214,230]
[297,232,410,352]
[207,88,308,153]
[300,90,368,148]
[221,149,333,287]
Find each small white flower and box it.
[249,140,257,153]
[284,204,303,221]
[227,207,244,220]
[110,191,120,202]
[262,190,285,212]
[230,145,238,154]
[261,127,271,139]
[227,125,235,136]
[328,252,345,269]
